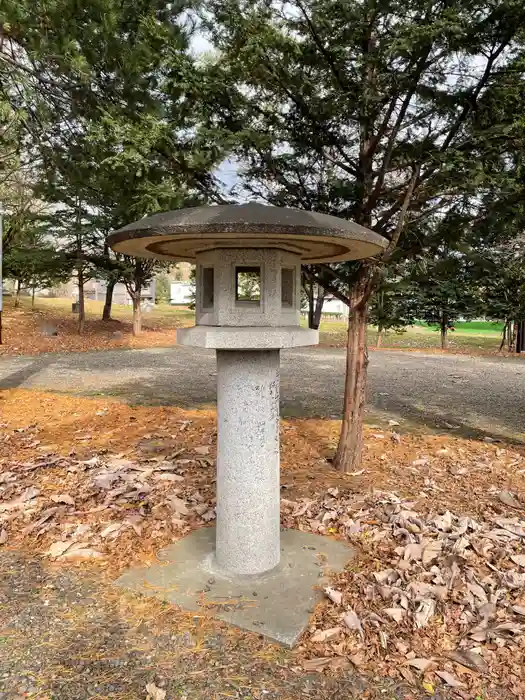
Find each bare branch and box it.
[380,164,420,260]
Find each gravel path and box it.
[0,346,524,441]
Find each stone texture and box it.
[177,326,318,350]
[216,349,280,575]
[195,248,301,327]
[115,526,354,646]
[107,202,388,263]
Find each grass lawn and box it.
[0,295,507,355]
[319,318,505,352]
[23,295,196,327]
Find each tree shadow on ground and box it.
[1,345,523,446]
[366,398,525,445]
[0,354,56,390]
[76,371,524,447]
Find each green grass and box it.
[317,318,504,352]
[22,296,195,328]
[413,320,503,335]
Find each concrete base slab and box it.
[116,527,353,647]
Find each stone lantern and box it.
[108,203,387,644]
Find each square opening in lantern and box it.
[202,267,214,308]
[281,268,295,307]
[235,266,261,304]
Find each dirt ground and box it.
[1,390,524,699]
[0,300,190,358]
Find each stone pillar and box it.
[215,349,281,575]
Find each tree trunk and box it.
[14,279,21,307]
[517,320,525,353]
[507,320,513,351]
[499,320,508,352]
[333,269,372,473]
[31,286,36,309]
[440,312,448,350]
[311,287,326,330]
[102,279,116,321]
[77,266,85,335]
[75,200,85,335]
[132,293,142,336]
[306,281,315,329]
[510,319,518,353]
[376,325,383,348]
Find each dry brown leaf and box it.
[329,657,351,671]
[414,598,436,628]
[502,571,525,589]
[145,683,167,700]
[59,545,104,560]
[311,626,342,643]
[171,517,187,529]
[22,507,58,536]
[384,607,405,622]
[511,554,525,567]
[498,491,522,509]
[492,621,523,636]
[200,509,216,522]
[0,529,7,545]
[167,496,189,515]
[495,519,525,538]
[422,539,442,566]
[343,609,363,637]
[349,652,365,667]
[324,587,343,606]
[94,472,119,490]
[154,473,185,482]
[46,540,75,558]
[407,658,433,672]
[100,523,123,539]
[398,666,416,685]
[447,649,488,673]
[404,543,422,561]
[51,493,75,506]
[106,457,135,470]
[302,657,333,672]
[412,458,428,467]
[435,670,465,688]
[467,582,487,602]
[512,605,525,616]
[194,445,210,456]
[433,511,453,531]
[373,569,398,585]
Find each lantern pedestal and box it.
[215,349,280,575]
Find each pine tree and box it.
[207,0,525,470]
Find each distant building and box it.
[170,281,194,305]
[83,280,156,305]
[38,279,155,305]
[320,296,349,317]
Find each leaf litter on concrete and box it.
[0,389,524,698]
